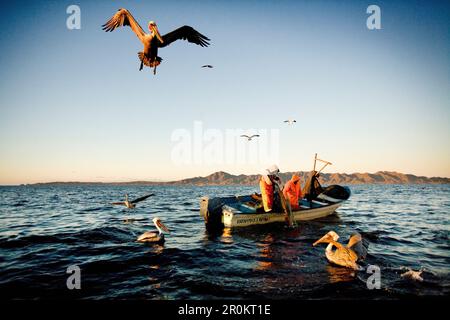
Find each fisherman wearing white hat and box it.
[259,164,282,212]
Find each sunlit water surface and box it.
[0,184,449,299]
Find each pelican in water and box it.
[112,193,154,209]
[313,231,363,270]
[137,217,170,244]
[102,8,210,74]
[241,134,260,141]
[401,268,424,282]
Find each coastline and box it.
[9,170,450,187]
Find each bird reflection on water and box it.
[325,265,357,283]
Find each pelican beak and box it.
[158,221,170,233]
[151,25,164,43]
[313,234,331,246]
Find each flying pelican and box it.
[284,119,297,125]
[102,8,210,74]
[313,231,363,270]
[137,217,170,244]
[241,134,260,141]
[201,65,213,68]
[401,268,424,282]
[112,193,154,209]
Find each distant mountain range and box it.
[28,171,450,186]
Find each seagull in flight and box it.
[284,119,297,125]
[240,134,260,141]
[112,193,154,209]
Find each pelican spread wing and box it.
[131,193,154,204]
[111,202,125,206]
[159,26,210,48]
[347,234,362,248]
[102,8,146,42]
[347,233,367,260]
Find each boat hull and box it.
[222,202,341,228]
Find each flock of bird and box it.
[101,8,300,243]
[102,8,423,281]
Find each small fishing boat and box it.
[200,155,351,229]
[200,183,350,228]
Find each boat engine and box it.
[201,195,247,230]
[318,185,351,202]
[200,196,238,230]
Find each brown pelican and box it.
[112,193,154,209]
[401,268,424,282]
[313,231,363,270]
[241,134,260,141]
[137,217,169,244]
[102,8,210,74]
[284,119,297,125]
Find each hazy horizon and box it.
[1,0,449,185]
[2,168,449,186]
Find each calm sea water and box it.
[0,184,449,299]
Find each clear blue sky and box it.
[0,0,449,184]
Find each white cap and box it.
[266,164,280,175]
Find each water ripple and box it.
[0,184,449,299]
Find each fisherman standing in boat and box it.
[259,165,283,212]
[283,174,303,210]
